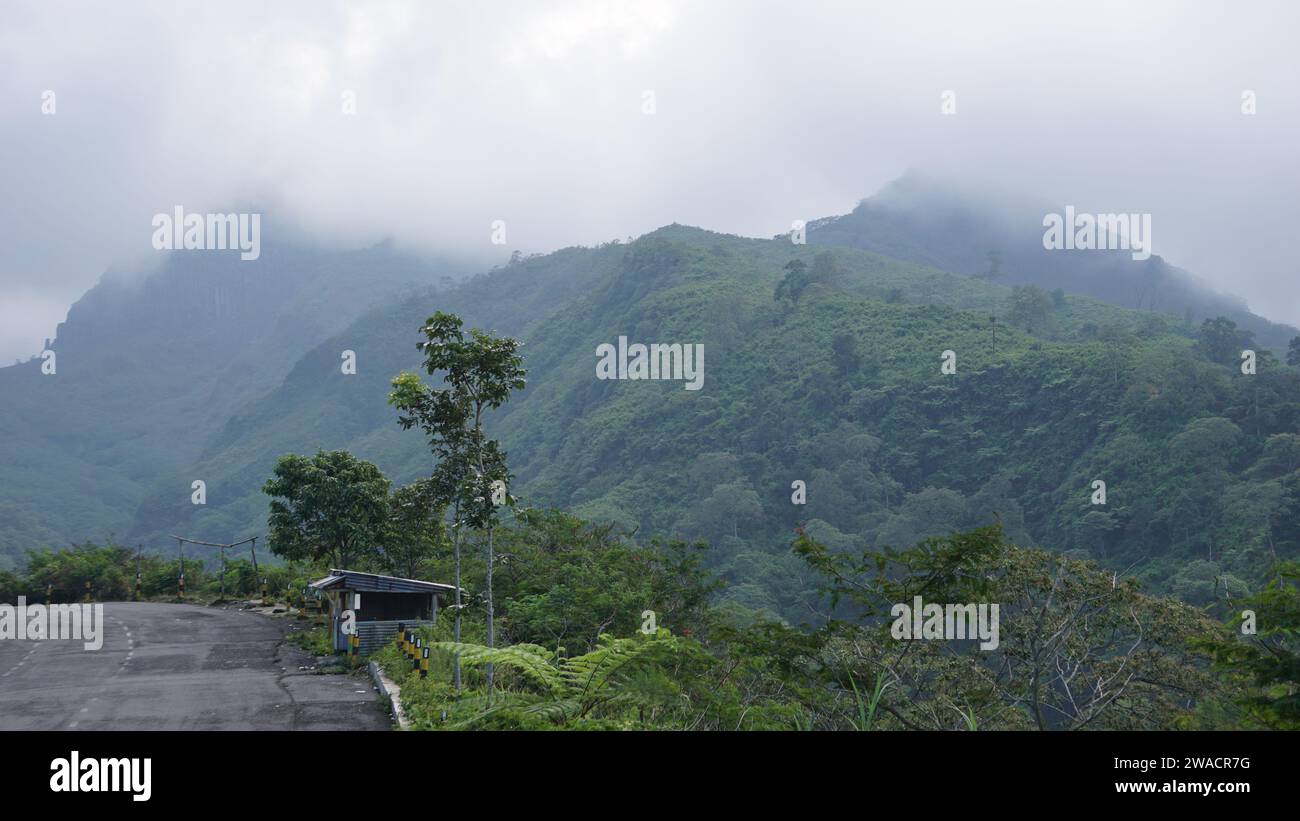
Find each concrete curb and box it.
[368,660,411,730]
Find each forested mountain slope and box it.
[4,179,1297,620]
[0,236,466,563]
[807,172,1298,354]
[117,225,1300,620]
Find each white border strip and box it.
[367,660,410,730]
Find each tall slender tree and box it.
[389,311,526,693]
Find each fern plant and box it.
[425,629,693,728]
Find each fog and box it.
[2,0,1298,361]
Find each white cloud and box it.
[1,0,1298,361]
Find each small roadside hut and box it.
[308,569,457,656]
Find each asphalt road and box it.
[0,602,390,730]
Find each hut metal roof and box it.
[309,569,457,595]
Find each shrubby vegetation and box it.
[0,540,309,604]
[10,506,1290,731]
[366,516,1297,731]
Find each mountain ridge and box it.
[3,179,1297,623]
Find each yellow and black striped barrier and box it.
[260,578,268,602]
[412,638,422,671]
[46,583,53,605]
[83,580,92,603]
[420,647,429,679]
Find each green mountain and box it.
[808,172,1297,353]
[0,235,468,565]
[107,233,1300,620]
[5,182,1299,625]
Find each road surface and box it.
[0,602,389,730]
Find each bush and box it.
[6,541,324,604]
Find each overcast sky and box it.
[2,0,1298,362]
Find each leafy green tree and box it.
[1170,416,1242,473]
[1005,284,1054,334]
[1198,561,1300,729]
[0,569,21,601]
[1250,433,1300,479]
[772,252,838,307]
[1196,316,1254,367]
[681,480,763,543]
[794,525,1223,729]
[774,259,811,304]
[1096,321,1136,384]
[1166,416,1244,558]
[22,541,136,601]
[874,487,968,549]
[831,332,861,376]
[1288,336,1300,367]
[390,311,526,692]
[1075,509,1120,559]
[687,452,743,495]
[486,509,716,651]
[391,362,472,685]
[262,450,390,569]
[381,478,448,579]
[810,251,840,282]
